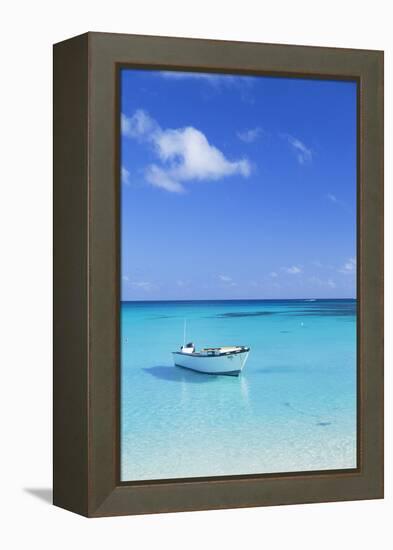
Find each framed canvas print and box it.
[53,32,383,517]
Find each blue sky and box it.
[121,69,357,301]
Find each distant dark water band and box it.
[121,299,357,306]
[216,308,356,319]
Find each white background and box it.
[0,1,390,548]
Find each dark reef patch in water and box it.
[212,303,356,319]
[215,311,276,318]
[149,315,172,319]
[316,422,332,426]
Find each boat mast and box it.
[183,319,187,346]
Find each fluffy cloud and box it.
[157,71,254,90]
[339,257,356,274]
[121,110,159,139]
[145,165,184,193]
[122,109,251,192]
[121,166,131,185]
[131,281,154,290]
[283,265,302,275]
[282,134,312,164]
[237,127,262,143]
[218,274,236,286]
[122,274,157,292]
[158,71,230,85]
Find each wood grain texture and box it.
[53,33,89,516]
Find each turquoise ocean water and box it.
[121,299,357,481]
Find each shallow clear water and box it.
[120,299,357,481]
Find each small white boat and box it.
[173,343,250,376]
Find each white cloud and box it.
[122,109,251,192]
[327,193,338,203]
[218,274,236,286]
[122,275,129,281]
[159,71,228,84]
[145,165,184,193]
[270,271,278,278]
[327,278,336,288]
[121,166,131,186]
[130,281,155,291]
[121,110,159,139]
[338,257,356,274]
[283,265,302,275]
[282,134,312,164]
[157,71,254,89]
[326,193,351,213]
[237,127,262,143]
[157,72,256,103]
[156,127,250,180]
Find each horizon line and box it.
[121,297,357,303]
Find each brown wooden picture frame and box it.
[53,32,383,517]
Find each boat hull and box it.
[173,350,249,376]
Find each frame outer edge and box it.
[360,50,384,497]
[83,33,384,516]
[53,33,90,517]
